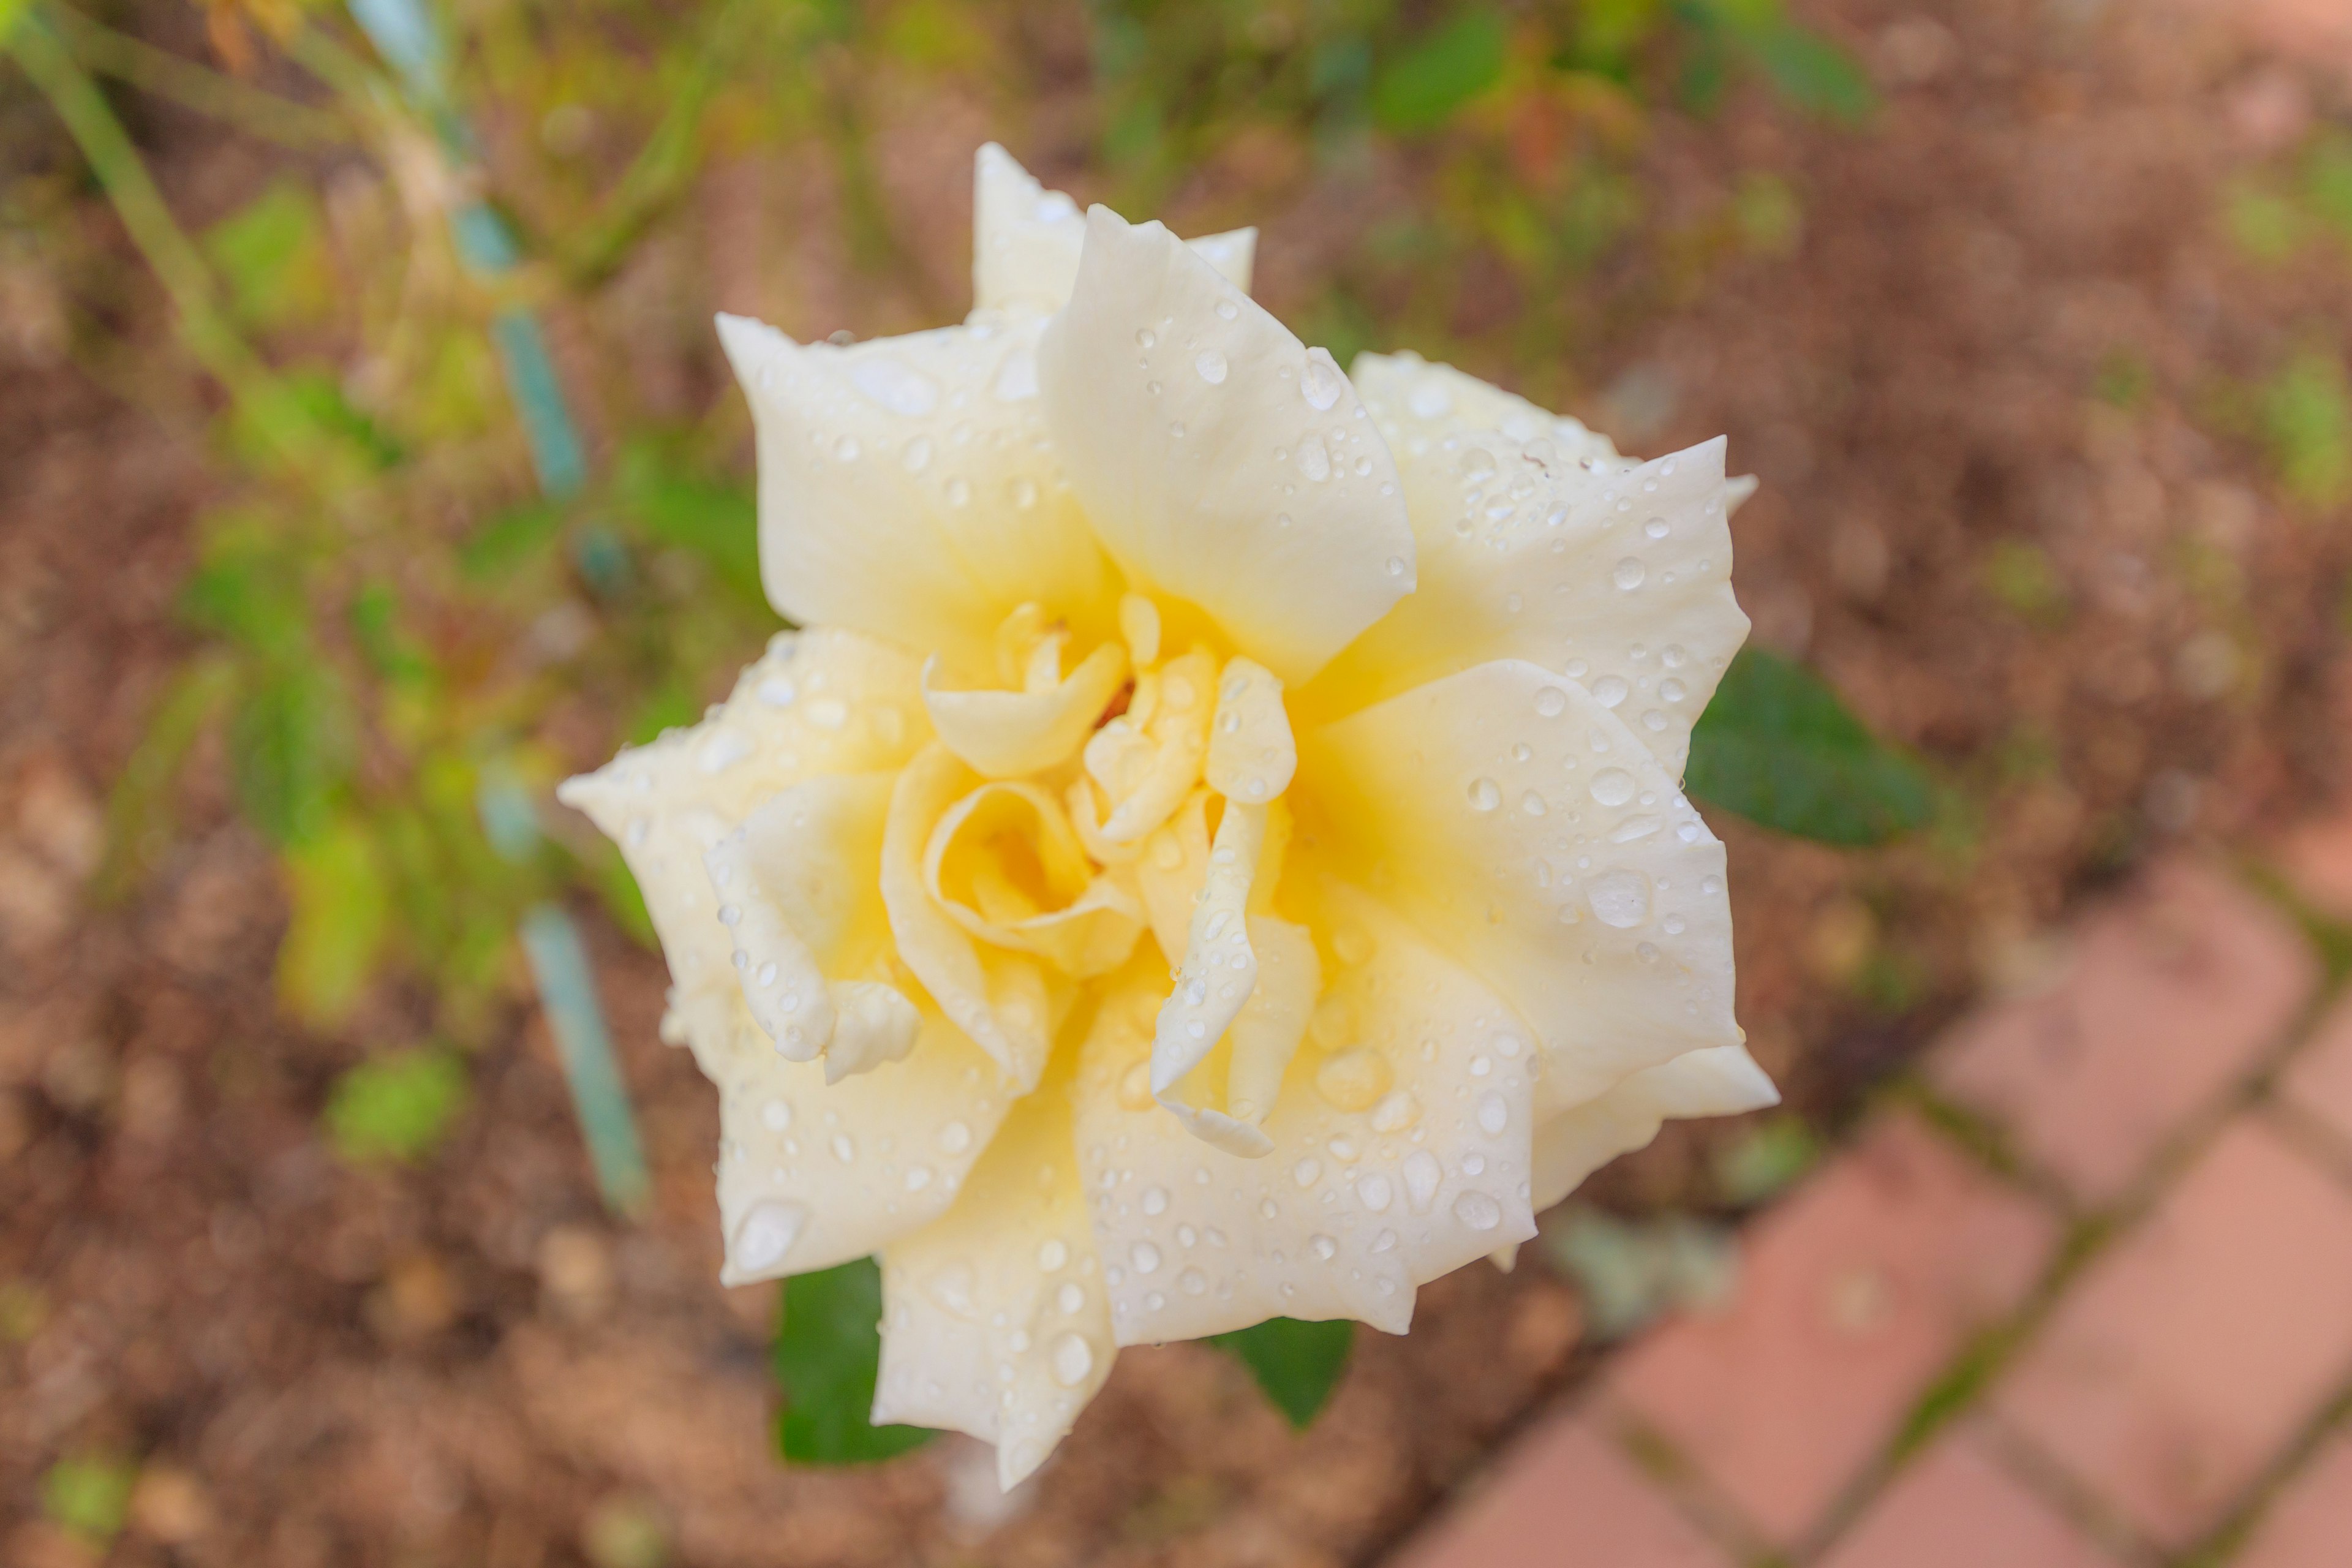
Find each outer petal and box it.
[1037,208,1416,686]
[1298,658,1740,1110]
[974,143,1256,314]
[1072,880,1537,1345]
[1529,1044,1779,1213]
[557,629,930,1039]
[559,633,1014,1280]
[717,311,1116,674]
[1308,354,1749,780]
[873,1064,1116,1490]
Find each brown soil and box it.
[7,2,2352,1565]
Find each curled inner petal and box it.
[922,635,1128,779]
[923,780,1145,978]
[1086,645,1216,843]
[1205,655,1295,804]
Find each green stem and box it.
[50,6,353,148]
[4,7,324,469]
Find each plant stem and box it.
[50,6,353,149]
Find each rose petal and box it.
[1310,355,1747,780]
[1299,657,1740,1109]
[1073,880,1537,1344]
[716,311,1116,674]
[874,1061,1117,1489]
[1038,208,1416,685]
[974,142,1255,314]
[881,744,1060,1090]
[922,639,1129,778]
[1529,1042,1779,1214]
[1204,655,1295,805]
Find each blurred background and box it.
[8,0,2352,1564]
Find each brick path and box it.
[1390,851,2352,1568]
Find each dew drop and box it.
[1136,328,1156,350]
[761,1099,792,1132]
[833,435,861,462]
[1593,675,1629,709]
[1052,1332,1095,1387]
[1645,517,1670,540]
[831,1134,856,1164]
[1056,1281,1085,1314]
[1409,381,1453,418]
[1588,868,1653,929]
[902,435,933,473]
[1300,352,1343,410]
[1298,436,1332,481]
[1039,1238,1069,1272]
[1194,349,1228,383]
[1476,1093,1509,1136]
[1387,554,1408,578]
[733,1200,809,1273]
[1142,1185,1170,1216]
[1466,777,1502,812]
[1403,1151,1443,1213]
[1370,1090,1422,1133]
[1452,1191,1502,1231]
[1316,1048,1394,1110]
[1294,1157,1322,1188]
[1357,1173,1394,1212]
[1521,790,1547,817]
[1589,768,1637,807]
[1310,1234,1338,1261]
[1535,686,1569,718]
[1131,1241,1162,1275]
[938,1119,972,1154]
[1180,1266,1208,1294]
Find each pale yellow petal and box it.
[1299,658,1740,1110]
[1205,656,1296,805]
[1072,881,1537,1343]
[874,1063,1115,1488]
[1037,208,1415,685]
[1530,1044,1778,1212]
[1308,353,1749,780]
[974,143,1255,314]
[881,745,1057,1089]
[921,639,1128,779]
[1086,646,1215,843]
[716,312,1116,672]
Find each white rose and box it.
[559,144,1775,1488]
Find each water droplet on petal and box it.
[1590,769,1637,807]
[1588,868,1653,929]
[1370,1090,1422,1133]
[1535,686,1568,718]
[1052,1332,1095,1387]
[1039,1238,1069,1271]
[1310,1234,1338,1261]
[1593,675,1629,708]
[1452,1191,1502,1231]
[1142,1185,1169,1216]
[733,1200,808,1273]
[1466,777,1502,812]
[1194,349,1228,383]
[1294,1157,1322,1188]
[1476,1093,1509,1136]
[1300,352,1343,410]
[1297,436,1331,481]
[1403,1151,1442,1213]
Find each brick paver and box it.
[1991,1116,2352,1550]
[1932,860,2316,1205]
[1813,1425,2128,1568]
[2280,992,2352,1158]
[1390,1414,1734,1568]
[1604,1112,2057,1550]
[2234,1428,2352,1568]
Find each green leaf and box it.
[230,663,353,847]
[1208,1316,1354,1428]
[277,812,392,1025]
[1685,648,1931,846]
[773,1258,935,1464]
[617,444,764,608]
[325,1046,470,1164]
[1371,12,1507,133]
[42,1455,135,1547]
[1743,21,1875,125]
[2262,349,2352,508]
[203,179,335,330]
[0,0,32,47]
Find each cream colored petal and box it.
[1133,788,1213,962]
[1037,208,1415,685]
[1205,656,1296,805]
[1529,1044,1778,1213]
[717,311,1117,673]
[821,981,924,1084]
[974,143,1255,314]
[1299,658,1740,1111]
[1072,880,1537,1344]
[556,629,930,1072]
[1086,646,1215,843]
[874,1064,1115,1489]
[702,770,900,1063]
[1223,916,1319,1128]
[921,639,1128,779]
[1309,353,1749,780]
[881,745,1057,1090]
[1068,776,1144,867]
[697,987,1016,1284]
[1150,799,1265,1095]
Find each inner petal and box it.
[924,779,1145,978]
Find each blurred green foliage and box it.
[324,1046,470,1164]
[42,1454,135,1547]
[1686,648,1934,845]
